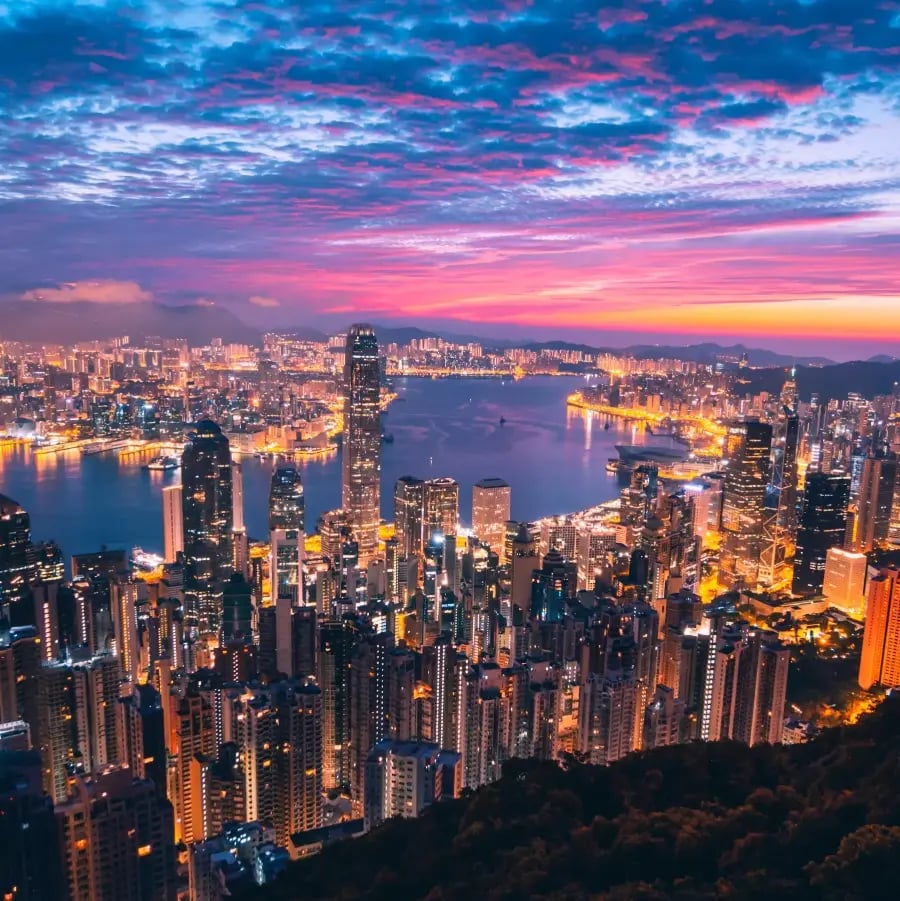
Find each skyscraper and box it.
[0,494,32,611]
[425,477,459,541]
[854,454,898,552]
[162,485,183,564]
[472,478,511,562]
[394,476,426,560]
[342,325,381,566]
[792,471,850,596]
[720,420,773,589]
[858,566,900,690]
[269,466,305,531]
[822,548,869,617]
[181,420,233,636]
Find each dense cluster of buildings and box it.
[1,326,899,900]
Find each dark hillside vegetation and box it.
[245,697,900,901]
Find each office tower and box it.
[792,472,850,596]
[510,523,539,613]
[318,508,350,565]
[364,739,461,831]
[0,493,32,610]
[222,573,253,642]
[771,403,800,534]
[822,548,868,616]
[858,566,900,690]
[162,485,183,563]
[231,461,248,577]
[349,632,392,805]
[342,325,381,566]
[317,619,355,791]
[36,663,77,804]
[425,477,459,541]
[269,466,305,531]
[720,420,773,589]
[270,528,302,605]
[72,653,120,773]
[0,749,66,901]
[472,478,511,561]
[56,768,176,901]
[394,476,426,560]
[855,454,898,551]
[181,419,233,636]
[170,690,216,843]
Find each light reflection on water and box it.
[0,376,644,559]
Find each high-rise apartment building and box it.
[342,325,381,566]
[162,485,183,564]
[858,566,900,690]
[472,478,511,562]
[56,768,176,901]
[792,471,850,596]
[181,420,233,636]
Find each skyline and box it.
[2,1,900,357]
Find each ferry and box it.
[144,455,179,471]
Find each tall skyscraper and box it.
[792,471,850,596]
[854,454,898,552]
[858,566,900,690]
[0,494,32,611]
[472,478,511,562]
[269,466,305,608]
[425,477,459,541]
[181,420,233,636]
[269,466,305,531]
[162,485,183,564]
[342,325,381,566]
[394,476,426,560]
[720,420,773,589]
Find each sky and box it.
[1,0,900,358]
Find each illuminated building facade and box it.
[792,471,850,596]
[342,325,381,565]
[471,478,511,562]
[859,566,900,690]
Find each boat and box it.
[144,455,179,472]
[615,443,691,465]
[606,458,619,474]
[381,433,395,444]
[499,417,507,425]
[604,422,610,431]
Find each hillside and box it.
[249,697,900,901]
[740,360,900,401]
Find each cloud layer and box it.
[1,0,899,349]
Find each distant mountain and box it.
[867,354,898,364]
[741,359,900,401]
[1,300,258,345]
